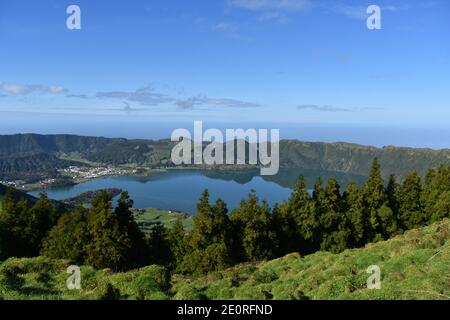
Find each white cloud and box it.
[297,104,352,112]
[96,86,260,110]
[96,86,175,106]
[229,1,406,22]
[0,82,67,95]
[66,94,89,99]
[333,4,367,20]
[333,3,406,20]
[258,11,290,23]
[228,0,312,11]
[176,95,260,109]
[297,104,384,112]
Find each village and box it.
[59,165,147,182]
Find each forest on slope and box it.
[0,133,449,182]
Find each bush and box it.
[129,265,170,299]
[173,286,207,300]
[252,269,278,284]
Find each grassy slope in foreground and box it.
[0,219,448,300]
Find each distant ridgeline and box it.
[0,133,449,181]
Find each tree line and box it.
[0,159,449,275]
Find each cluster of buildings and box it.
[61,166,136,180]
[0,180,18,188]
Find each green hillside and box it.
[0,219,448,300]
[1,134,449,182]
[171,218,450,300]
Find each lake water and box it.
[29,169,366,215]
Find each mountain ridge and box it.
[0,133,449,182]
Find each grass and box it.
[0,219,448,300]
[171,219,450,300]
[58,152,102,167]
[133,208,194,234]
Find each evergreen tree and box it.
[376,203,398,239]
[320,178,342,231]
[189,190,232,250]
[115,192,149,266]
[362,158,392,241]
[181,190,233,273]
[0,191,33,257]
[41,206,89,263]
[311,177,327,246]
[342,182,367,247]
[291,176,318,254]
[231,191,276,262]
[167,220,187,271]
[319,178,347,253]
[399,171,425,229]
[386,174,400,221]
[85,192,134,271]
[422,166,450,222]
[0,191,61,258]
[272,202,294,256]
[148,222,171,265]
[273,175,316,255]
[312,177,326,213]
[28,193,58,255]
[189,190,214,248]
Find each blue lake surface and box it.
[29,170,293,215]
[29,169,366,215]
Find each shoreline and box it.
[23,165,260,192]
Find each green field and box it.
[0,218,448,300]
[133,208,193,234]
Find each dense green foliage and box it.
[0,160,449,288]
[0,218,448,300]
[0,192,59,258]
[41,192,149,271]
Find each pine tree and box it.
[319,178,348,253]
[343,182,367,247]
[41,206,89,263]
[321,178,342,231]
[312,177,326,212]
[181,190,233,273]
[211,198,232,245]
[190,190,232,250]
[272,202,294,256]
[291,176,318,254]
[148,222,171,265]
[273,175,316,255]
[28,193,58,255]
[386,174,400,221]
[399,171,425,229]
[231,191,276,262]
[167,220,187,271]
[362,158,392,241]
[85,192,134,271]
[0,190,33,257]
[115,191,149,266]
[189,190,214,248]
[0,190,18,259]
[422,166,450,223]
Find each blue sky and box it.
[0,0,449,147]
